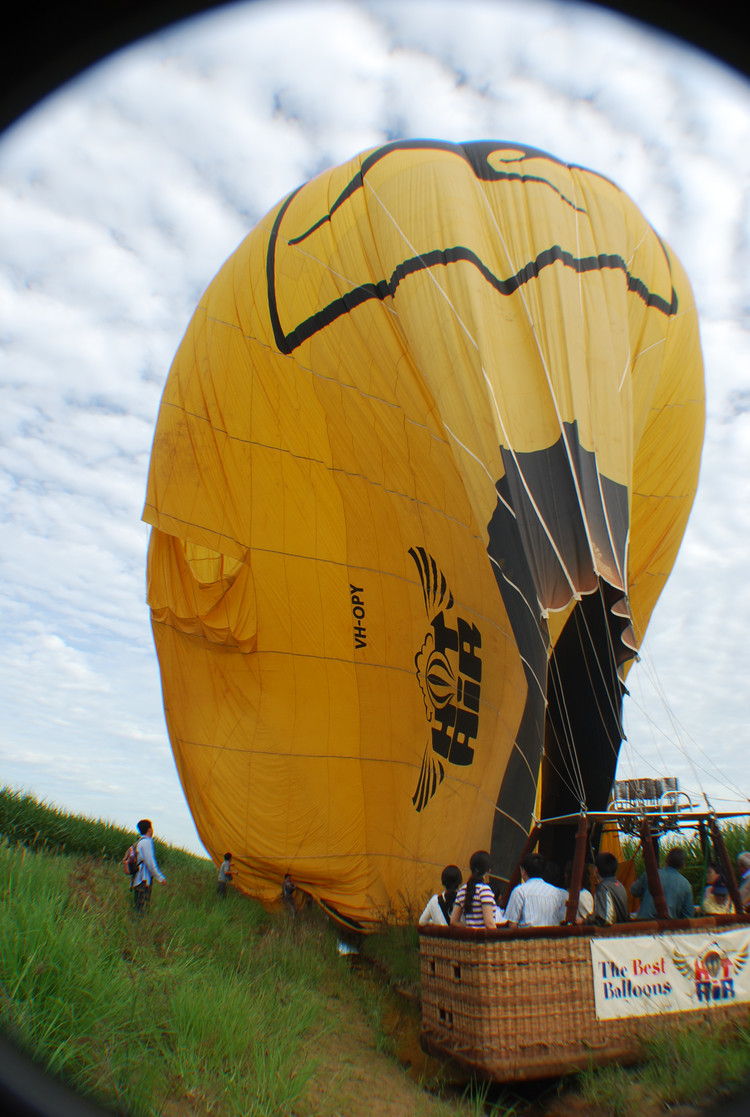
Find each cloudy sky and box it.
[1,0,749,857]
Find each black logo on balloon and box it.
[409,547,482,811]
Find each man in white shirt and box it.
[132,819,167,915]
[504,853,566,928]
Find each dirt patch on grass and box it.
[292,980,750,1117]
[294,982,472,1117]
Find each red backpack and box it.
[122,842,140,877]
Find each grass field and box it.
[2,786,750,1117]
[0,788,481,1117]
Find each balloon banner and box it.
[590,928,750,1020]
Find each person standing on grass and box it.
[132,819,166,915]
[217,853,233,899]
[282,872,297,917]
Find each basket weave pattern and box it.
[419,922,750,1080]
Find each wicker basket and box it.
[419,916,750,1081]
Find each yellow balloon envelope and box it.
[143,141,704,926]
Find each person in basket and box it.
[504,852,567,928]
[419,865,463,925]
[450,850,497,930]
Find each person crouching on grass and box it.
[132,819,167,915]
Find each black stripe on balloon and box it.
[270,242,678,355]
[286,139,586,248]
[266,183,304,354]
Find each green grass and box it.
[0,788,483,1117]
[0,787,356,1116]
[0,838,341,1116]
[574,1017,750,1115]
[361,917,422,995]
[3,787,750,1117]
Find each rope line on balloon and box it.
[486,556,549,687]
[562,169,665,809]
[275,172,722,823]
[562,169,690,803]
[576,590,628,753]
[561,581,636,790]
[362,176,583,608]
[546,655,589,805]
[567,166,627,594]
[586,542,750,814]
[551,613,616,805]
[566,605,623,768]
[479,166,626,812]
[546,726,592,810]
[623,661,690,795]
[567,171,625,575]
[486,168,722,819]
[539,722,593,810]
[355,171,588,805]
[585,549,731,816]
[565,169,631,765]
[360,172,630,814]
[576,192,719,818]
[568,589,655,809]
[614,623,680,788]
[361,173,598,811]
[629,638,748,810]
[478,177,641,809]
[578,574,713,814]
[479,173,625,595]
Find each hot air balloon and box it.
[143,140,704,928]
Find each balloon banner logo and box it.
[673,939,750,1004]
[410,547,482,811]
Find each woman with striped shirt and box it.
[450,850,497,930]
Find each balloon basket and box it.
[419,916,750,1082]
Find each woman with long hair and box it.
[450,850,496,929]
[419,864,463,925]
